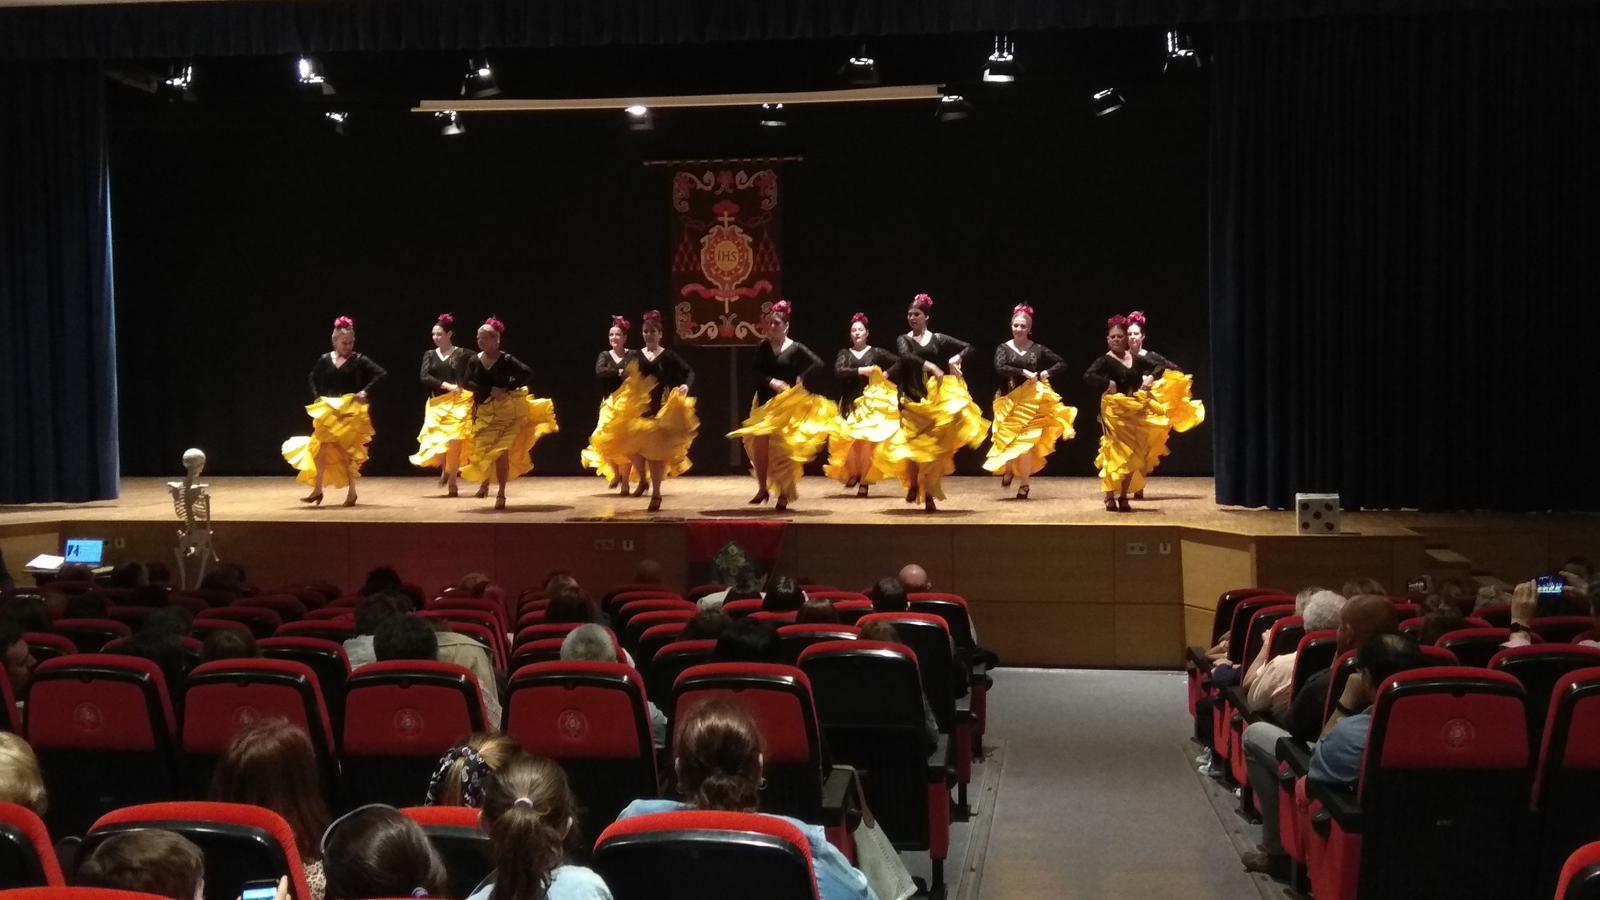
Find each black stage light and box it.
[462,57,501,99]
[1165,30,1201,73]
[1091,87,1126,117]
[936,94,971,122]
[437,110,465,136]
[758,103,787,128]
[840,45,880,86]
[324,111,349,136]
[625,104,654,132]
[161,64,196,102]
[982,35,1019,84]
[296,56,336,96]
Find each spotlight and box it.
[839,45,879,86]
[161,63,196,102]
[982,35,1019,83]
[324,111,349,136]
[936,93,971,122]
[1164,30,1201,73]
[758,103,787,128]
[1090,87,1126,117]
[461,56,501,99]
[436,110,465,136]
[296,56,335,96]
[625,104,654,132]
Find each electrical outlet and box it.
[1158,542,1172,555]
[622,539,635,552]
[594,538,616,551]
[1126,541,1148,556]
[112,537,127,549]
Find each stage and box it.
[4,476,1595,668]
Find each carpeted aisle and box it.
[972,668,1257,900]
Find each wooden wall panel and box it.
[1180,535,1253,610]
[978,600,1117,667]
[793,526,950,595]
[1115,604,1182,667]
[1183,605,1215,650]
[1254,536,1425,598]
[952,526,1113,604]
[1112,526,1183,606]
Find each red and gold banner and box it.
[670,163,782,347]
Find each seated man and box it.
[375,615,502,731]
[560,623,667,748]
[343,592,407,669]
[78,829,207,900]
[1244,590,1347,721]
[1,624,36,709]
[1504,576,1598,649]
[1307,634,1423,788]
[867,577,909,614]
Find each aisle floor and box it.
[969,668,1259,900]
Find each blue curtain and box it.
[1208,9,1599,511]
[0,61,119,503]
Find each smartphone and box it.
[1536,575,1565,596]
[1407,577,1428,594]
[241,880,280,900]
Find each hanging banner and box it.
[669,162,782,347]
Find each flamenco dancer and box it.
[631,310,700,511]
[409,313,475,496]
[824,312,900,498]
[983,304,1077,500]
[727,301,838,512]
[458,318,559,510]
[282,316,386,507]
[1085,315,1167,512]
[580,316,648,494]
[1125,310,1206,499]
[884,293,988,512]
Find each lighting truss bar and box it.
[412,84,944,114]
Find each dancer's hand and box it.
[923,361,944,378]
[949,356,964,376]
[769,379,790,392]
[1023,369,1038,382]
[1141,375,1154,389]
[672,385,689,397]
[491,386,508,399]
[442,382,459,393]
[1104,380,1117,394]
[355,391,369,402]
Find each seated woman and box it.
[209,718,332,900]
[78,830,206,900]
[322,806,450,900]
[467,752,613,900]
[427,732,524,807]
[614,698,875,900]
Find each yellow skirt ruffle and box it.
[880,376,990,503]
[580,370,653,482]
[1136,371,1205,477]
[282,394,375,489]
[634,389,700,477]
[824,368,901,486]
[1095,392,1170,493]
[727,386,840,502]
[983,380,1078,477]
[460,388,559,484]
[409,391,475,468]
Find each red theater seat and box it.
[1,890,166,900]
[399,806,493,899]
[1536,617,1600,645]
[25,654,177,836]
[424,596,506,634]
[857,612,974,811]
[594,810,819,900]
[275,619,356,643]
[512,622,584,654]
[236,593,308,624]
[50,618,131,654]
[720,598,763,619]
[1288,630,1339,702]
[776,624,860,666]
[749,610,797,625]
[301,607,353,621]
[1558,841,1600,900]
[504,661,658,843]
[1303,667,1528,900]
[687,583,728,602]
[1535,668,1600,897]
[645,640,716,712]
[1489,644,1600,748]
[1436,627,1516,667]
[799,640,952,896]
[83,801,311,900]
[623,610,696,653]
[196,606,284,639]
[342,661,486,807]
[614,598,697,636]
[191,618,255,643]
[21,634,74,666]
[258,637,351,729]
[182,658,338,797]
[635,622,687,674]
[0,802,64,888]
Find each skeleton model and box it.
[168,447,217,589]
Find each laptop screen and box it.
[63,538,105,567]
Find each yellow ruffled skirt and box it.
[1094,392,1170,493]
[880,376,990,503]
[460,388,559,484]
[580,370,653,482]
[824,368,901,486]
[282,394,374,489]
[983,380,1078,478]
[1140,370,1206,476]
[727,386,840,502]
[408,391,475,468]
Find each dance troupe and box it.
[281,296,1203,512]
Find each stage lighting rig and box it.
[982,35,1019,83]
[462,56,501,99]
[161,64,196,102]
[1164,30,1201,73]
[936,93,971,122]
[324,111,349,136]
[840,45,880,86]
[758,103,787,127]
[1091,87,1127,117]
[626,104,655,131]
[436,110,465,136]
[296,56,335,96]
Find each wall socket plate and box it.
[1126,541,1148,556]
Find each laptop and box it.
[62,538,105,567]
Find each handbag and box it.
[836,765,918,900]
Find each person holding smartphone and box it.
[1504,575,1599,648]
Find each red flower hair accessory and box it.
[1012,304,1035,319]
[770,300,793,319]
[849,312,869,327]
[483,317,506,333]
[911,293,934,311]
[610,315,631,332]
[1126,310,1147,328]
[642,310,663,325]
[436,313,454,329]
[1106,314,1129,330]
[332,316,355,330]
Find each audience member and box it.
[322,806,450,900]
[56,563,95,583]
[200,628,259,663]
[344,592,406,668]
[1,623,37,701]
[544,591,597,625]
[795,599,840,625]
[209,717,331,900]
[430,622,503,731]
[1307,634,1423,787]
[561,624,667,747]
[374,615,439,662]
[426,733,523,807]
[457,572,492,598]
[78,829,206,900]
[698,565,763,611]
[1414,606,1467,647]
[615,698,873,900]
[1,595,51,633]
[469,753,613,900]
[201,563,247,595]
[145,560,173,585]
[543,570,580,598]
[858,621,940,751]
[359,566,405,599]
[126,583,171,608]
[1235,592,1398,876]
[897,563,932,593]
[680,609,731,641]
[762,577,806,613]
[1505,578,1600,649]
[109,562,149,589]
[713,618,778,663]
[1339,577,1386,599]
[123,612,193,708]
[633,559,665,586]
[867,577,909,614]
[0,731,47,815]
[1243,590,1346,719]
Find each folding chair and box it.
[181,658,339,798]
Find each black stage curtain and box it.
[0,62,120,504]
[0,0,1589,61]
[1209,8,1600,511]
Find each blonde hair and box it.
[431,733,521,807]
[0,732,48,814]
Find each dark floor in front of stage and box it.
[967,668,1260,900]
